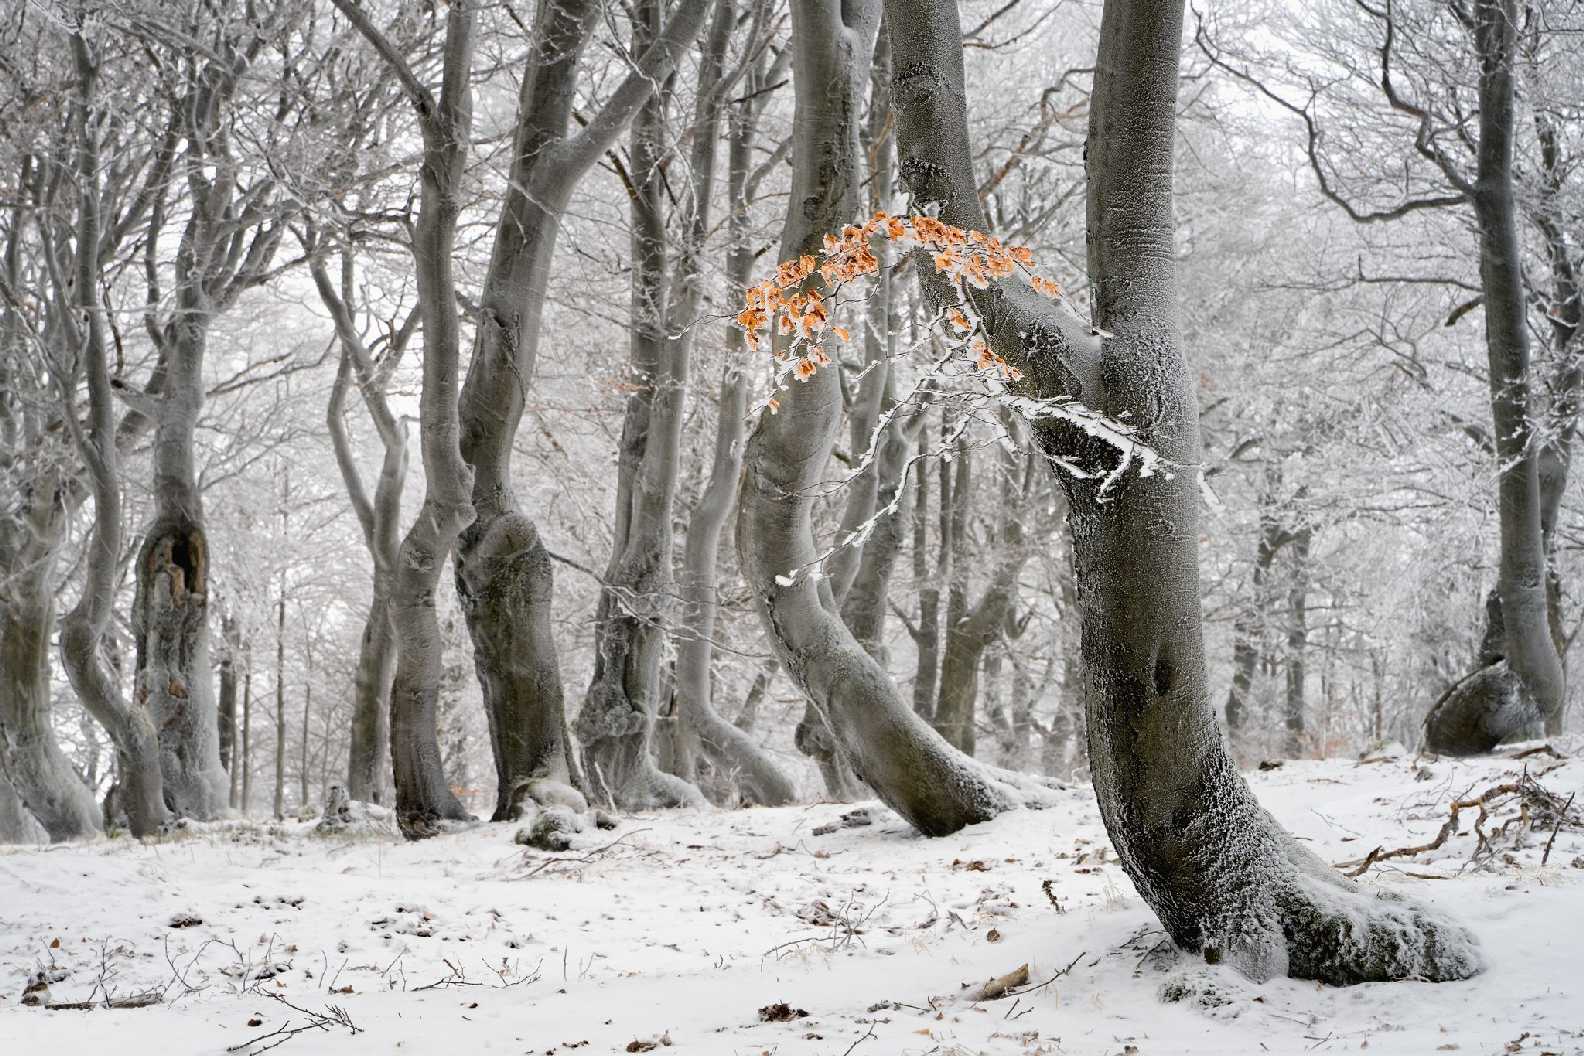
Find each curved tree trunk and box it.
[314,251,408,805]
[885,0,1479,983]
[56,33,169,838]
[737,0,1055,838]
[0,481,101,841]
[672,4,799,809]
[447,0,711,821]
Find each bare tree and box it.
[884,0,1482,982]
[311,244,413,805]
[736,0,1056,836]
[664,0,800,807]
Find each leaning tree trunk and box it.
[56,33,169,838]
[671,1,799,808]
[736,0,1055,837]
[1423,0,1565,755]
[0,478,101,841]
[885,0,1480,983]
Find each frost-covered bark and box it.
[314,252,408,804]
[55,33,168,838]
[332,0,479,837]
[737,0,1055,837]
[1422,0,1565,755]
[579,0,705,811]
[0,472,100,841]
[885,0,1480,982]
[449,0,711,820]
[671,3,799,808]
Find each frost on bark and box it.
[54,31,169,838]
[737,0,1056,838]
[0,473,100,841]
[1424,2,1572,754]
[313,249,409,804]
[0,58,100,843]
[668,0,798,808]
[884,0,1480,982]
[579,0,706,811]
[444,0,710,820]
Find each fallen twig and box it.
[225,992,360,1054]
[1542,793,1575,867]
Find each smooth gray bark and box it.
[1423,0,1566,754]
[332,0,479,837]
[737,0,1055,837]
[885,0,1480,983]
[451,0,711,821]
[56,32,169,838]
[670,1,799,808]
[579,0,706,811]
[0,476,100,841]
[314,250,408,804]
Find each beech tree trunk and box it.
[579,0,704,810]
[934,439,1035,755]
[1423,0,1565,755]
[56,33,168,838]
[218,608,239,779]
[447,0,711,821]
[737,0,1056,837]
[885,0,1480,983]
[314,250,407,805]
[0,479,100,841]
[671,1,798,808]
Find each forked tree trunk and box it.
[886,0,1480,983]
[56,34,168,838]
[384,6,479,838]
[448,0,711,821]
[737,0,1056,837]
[579,0,704,810]
[671,1,798,808]
[315,252,407,805]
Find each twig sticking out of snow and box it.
[225,991,360,1054]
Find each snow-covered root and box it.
[1423,660,1543,757]
[1131,792,1483,986]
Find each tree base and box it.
[1423,661,1542,756]
[1153,800,1483,985]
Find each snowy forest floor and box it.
[2,745,1583,1056]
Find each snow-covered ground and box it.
[2,745,1582,1056]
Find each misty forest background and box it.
[0,0,1579,851]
